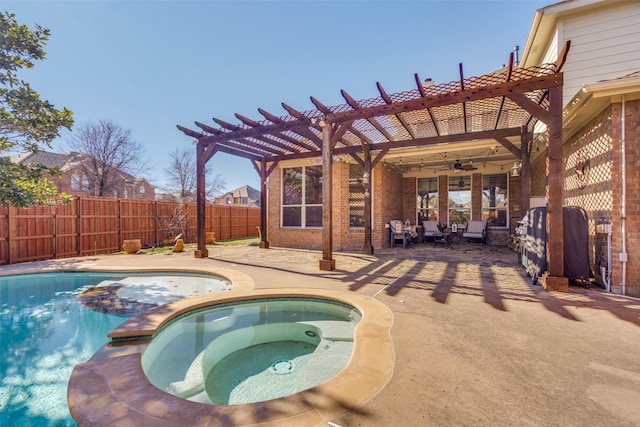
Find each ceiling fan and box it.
[453,159,478,171]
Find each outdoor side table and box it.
[432,232,451,248]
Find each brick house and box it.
[212,185,260,207]
[181,0,640,295]
[11,151,155,200]
[520,0,640,296]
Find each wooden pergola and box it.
[178,42,570,290]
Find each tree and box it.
[0,11,73,207]
[163,147,225,202]
[67,120,147,197]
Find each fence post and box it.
[117,198,122,249]
[53,210,57,259]
[153,200,158,246]
[7,206,12,264]
[76,197,82,257]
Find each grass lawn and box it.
[121,236,261,255]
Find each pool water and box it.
[142,298,361,405]
[207,339,317,404]
[0,271,230,426]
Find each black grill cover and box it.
[521,206,590,281]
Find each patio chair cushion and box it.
[463,220,487,244]
[422,221,441,235]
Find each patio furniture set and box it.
[390,220,488,248]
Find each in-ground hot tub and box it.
[142,297,360,405]
[68,289,394,426]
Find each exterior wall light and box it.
[510,162,521,177]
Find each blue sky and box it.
[6,0,549,194]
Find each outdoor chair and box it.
[463,220,488,245]
[389,220,409,248]
[422,220,443,244]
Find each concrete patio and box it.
[5,243,640,426]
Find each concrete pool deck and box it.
[4,243,640,426]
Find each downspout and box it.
[620,95,627,295]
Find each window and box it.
[448,175,471,226]
[81,175,90,192]
[349,164,365,228]
[70,173,81,191]
[482,174,508,227]
[417,178,438,223]
[139,185,145,197]
[282,166,322,227]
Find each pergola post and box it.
[362,144,373,255]
[259,157,270,249]
[520,126,531,215]
[319,123,335,270]
[542,85,567,291]
[194,140,208,258]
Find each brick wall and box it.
[438,175,448,221]
[528,99,640,296]
[402,177,417,224]
[376,164,403,248]
[267,161,407,252]
[471,172,482,221]
[611,100,640,296]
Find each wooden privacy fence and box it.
[0,196,261,265]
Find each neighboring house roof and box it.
[212,185,260,207]
[232,185,260,202]
[10,151,72,169]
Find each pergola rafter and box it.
[179,42,569,287]
[415,73,441,136]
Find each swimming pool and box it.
[0,271,232,426]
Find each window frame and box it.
[281,165,323,228]
[482,173,508,227]
[417,177,438,223]
[447,175,472,227]
[348,163,372,229]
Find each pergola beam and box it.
[281,103,324,148]
[196,121,282,156]
[212,117,298,155]
[310,96,371,144]
[326,73,562,124]
[255,108,321,152]
[459,63,468,133]
[493,135,522,158]
[333,127,523,155]
[377,81,418,139]
[494,52,516,129]
[415,73,441,136]
[341,89,395,142]
[506,93,550,124]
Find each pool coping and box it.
[68,288,394,427]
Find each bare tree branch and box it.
[163,147,226,202]
[67,120,148,196]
